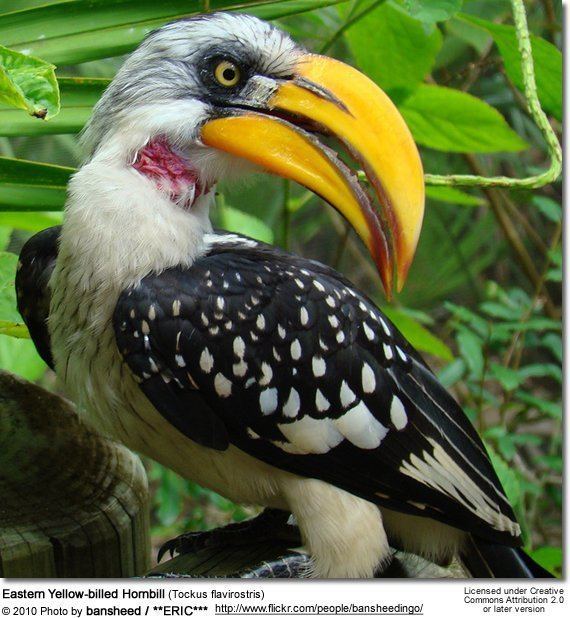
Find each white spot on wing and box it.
[312,356,326,377]
[260,388,278,415]
[214,373,232,398]
[313,280,325,292]
[363,322,375,341]
[233,360,248,377]
[175,354,186,368]
[259,362,273,386]
[290,339,302,360]
[233,336,245,358]
[199,348,214,373]
[334,402,389,449]
[282,388,300,418]
[172,299,181,316]
[278,416,343,454]
[316,389,330,412]
[361,362,376,393]
[300,307,309,326]
[383,344,393,360]
[340,381,356,408]
[256,314,266,330]
[390,395,408,430]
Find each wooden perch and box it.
[0,370,150,577]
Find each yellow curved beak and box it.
[201,54,424,296]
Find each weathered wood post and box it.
[0,370,150,577]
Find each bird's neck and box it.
[59,143,215,293]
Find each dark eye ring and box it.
[214,60,241,87]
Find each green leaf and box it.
[0,225,11,250]
[0,334,46,380]
[0,250,21,323]
[0,211,63,231]
[516,392,560,419]
[526,547,560,577]
[531,195,561,223]
[0,76,107,137]
[399,85,528,152]
[381,306,453,361]
[460,14,562,121]
[425,185,484,206]
[456,328,483,377]
[404,0,463,23]
[218,205,274,244]
[518,363,562,383]
[0,0,348,66]
[345,2,442,95]
[438,357,465,387]
[0,156,73,211]
[485,443,521,509]
[0,44,59,119]
[489,362,522,391]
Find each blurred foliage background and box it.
[0,0,562,575]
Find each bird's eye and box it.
[214,60,241,87]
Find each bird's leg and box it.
[158,508,301,562]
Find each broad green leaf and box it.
[0,44,59,119]
[382,306,453,361]
[460,14,562,121]
[219,205,274,244]
[531,195,561,223]
[437,357,465,387]
[425,186,484,206]
[485,443,521,509]
[0,156,73,211]
[489,362,522,391]
[456,328,483,377]
[0,0,348,66]
[0,334,46,380]
[518,363,562,383]
[526,547,560,577]
[516,392,560,419]
[399,85,528,152]
[404,0,463,23]
[0,76,107,136]
[0,225,11,250]
[0,212,63,231]
[345,2,442,95]
[0,250,21,323]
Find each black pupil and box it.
[223,67,236,82]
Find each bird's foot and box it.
[157,508,300,562]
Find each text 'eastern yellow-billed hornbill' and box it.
[16,13,551,578]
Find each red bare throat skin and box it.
[132,138,209,207]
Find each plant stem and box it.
[424,0,561,190]
[463,153,558,319]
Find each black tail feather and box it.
[460,536,555,578]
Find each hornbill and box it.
[16,13,551,578]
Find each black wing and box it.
[114,232,521,546]
[15,226,61,370]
